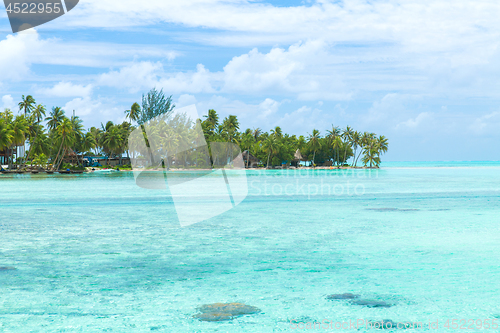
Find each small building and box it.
[62,149,82,165]
[242,150,260,168]
[0,148,15,167]
[96,157,131,167]
[291,149,307,167]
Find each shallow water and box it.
[1,165,499,332]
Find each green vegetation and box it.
[200,110,388,168]
[0,89,388,171]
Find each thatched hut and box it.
[242,150,260,168]
[62,149,81,165]
[291,149,306,167]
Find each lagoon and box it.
[1,164,499,332]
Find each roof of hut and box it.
[293,149,306,161]
[242,150,259,162]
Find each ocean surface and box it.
[1,163,499,332]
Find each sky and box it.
[1,0,500,161]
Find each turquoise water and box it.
[1,166,499,332]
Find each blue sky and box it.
[1,0,500,161]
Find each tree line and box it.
[200,110,388,168]
[0,88,388,170]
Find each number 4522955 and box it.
[6,2,62,14]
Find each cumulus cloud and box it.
[55,0,500,56]
[98,62,163,93]
[176,94,197,108]
[158,64,216,94]
[1,95,15,110]
[94,41,349,100]
[98,62,215,94]
[0,30,176,79]
[257,98,281,119]
[63,97,102,117]
[36,82,93,98]
[0,30,45,82]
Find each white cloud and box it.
[36,82,93,98]
[63,97,102,117]
[55,0,500,57]
[469,111,500,136]
[98,62,215,94]
[221,41,350,100]
[257,98,281,119]
[396,112,433,130]
[98,62,163,93]
[176,94,197,108]
[274,105,331,135]
[0,30,45,82]
[0,29,177,81]
[1,95,15,110]
[158,64,216,94]
[94,41,350,100]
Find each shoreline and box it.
[1,166,381,174]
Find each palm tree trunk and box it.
[354,148,363,167]
[56,148,67,170]
[52,137,65,171]
[312,150,316,167]
[343,141,348,166]
[8,147,12,169]
[23,139,35,169]
[165,149,169,170]
[266,152,271,169]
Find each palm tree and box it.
[327,125,340,166]
[262,135,278,168]
[18,95,35,116]
[104,125,124,165]
[23,104,46,168]
[89,127,102,155]
[32,104,46,123]
[362,144,380,168]
[204,109,219,127]
[252,128,262,141]
[46,107,65,132]
[240,132,255,168]
[376,135,389,156]
[351,131,362,167]
[307,129,321,167]
[331,137,342,167]
[271,126,282,138]
[29,131,50,158]
[125,102,141,124]
[70,115,85,165]
[81,132,97,156]
[341,126,354,166]
[361,133,379,168]
[222,115,239,143]
[52,118,75,170]
[0,118,14,165]
[10,116,28,169]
